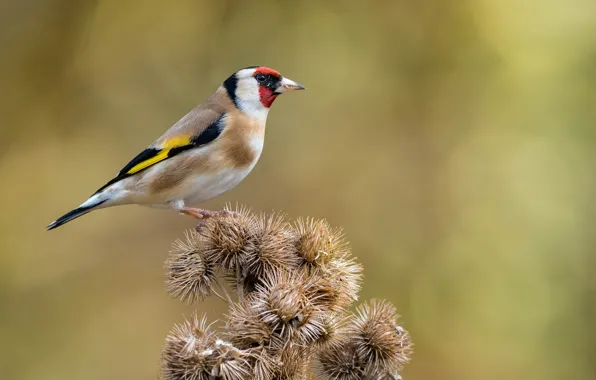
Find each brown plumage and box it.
[145,91,262,195]
[47,66,304,230]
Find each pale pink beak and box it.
[275,77,305,94]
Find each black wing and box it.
[93,115,226,194]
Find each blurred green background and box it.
[2,0,596,379]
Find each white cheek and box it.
[235,79,259,101]
[235,79,269,122]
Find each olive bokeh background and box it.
[1,1,595,379]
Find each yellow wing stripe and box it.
[126,150,170,174]
[162,135,192,149]
[126,135,192,175]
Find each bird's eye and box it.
[255,74,267,83]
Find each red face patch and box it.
[253,67,281,107]
[255,67,281,77]
[259,86,277,108]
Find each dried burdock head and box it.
[310,314,346,349]
[260,270,309,324]
[307,275,344,314]
[225,311,311,379]
[349,300,412,374]
[244,213,301,280]
[198,206,258,273]
[238,345,310,380]
[248,346,281,380]
[209,340,253,380]
[225,299,282,350]
[161,315,217,380]
[293,218,350,270]
[252,269,326,346]
[270,346,311,380]
[162,316,254,380]
[166,230,217,303]
[316,340,365,380]
[315,256,363,311]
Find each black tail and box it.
[47,200,107,231]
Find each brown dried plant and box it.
[162,206,413,380]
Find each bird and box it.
[47,66,305,230]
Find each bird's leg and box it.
[179,207,237,219]
[179,207,214,219]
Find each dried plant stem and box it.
[214,276,234,305]
[236,261,244,301]
[210,286,229,304]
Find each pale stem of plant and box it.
[236,261,244,301]
[213,277,233,305]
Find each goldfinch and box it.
[47,66,304,230]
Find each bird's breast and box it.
[182,165,255,205]
[139,116,266,205]
[179,121,265,205]
[218,117,265,169]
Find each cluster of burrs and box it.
[162,207,413,380]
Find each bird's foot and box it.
[180,207,239,233]
[179,207,238,220]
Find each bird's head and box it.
[223,66,305,120]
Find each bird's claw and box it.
[180,208,239,232]
[181,208,233,218]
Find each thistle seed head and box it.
[166,230,217,303]
[350,300,413,373]
[162,317,254,380]
[293,218,349,269]
[314,257,363,311]
[209,340,253,380]
[161,315,217,380]
[310,314,346,349]
[199,207,259,273]
[244,213,301,279]
[252,269,326,346]
[272,346,311,379]
[316,340,364,380]
[225,299,281,350]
